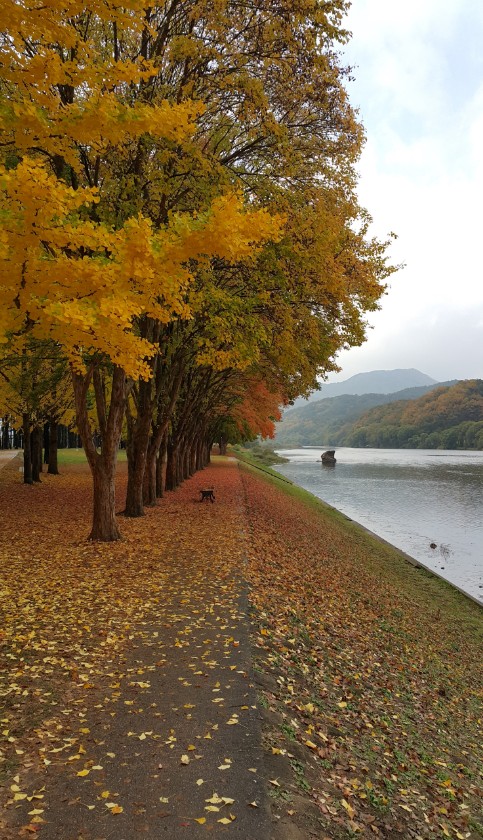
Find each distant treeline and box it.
[275,380,483,449]
[0,420,81,450]
[342,380,483,449]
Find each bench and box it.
[200,488,215,502]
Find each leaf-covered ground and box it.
[0,454,481,839]
[239,461,482,840]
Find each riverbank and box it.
[238,457,482,839]
[0,456,481,839]
[272,447,483,601]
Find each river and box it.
[272,448,483,603]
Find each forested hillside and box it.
[342,379,483,449]
[274,382,453,447]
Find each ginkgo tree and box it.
[0,0,398,541]
[0,0,285,539]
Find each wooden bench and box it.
[200,488,215,502]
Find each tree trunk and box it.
[72,365,128,541]
[165,439,179,491]
[22,413,33,485]
[31,425,43,482]
[124,379,154,516]
[48,419,59,474]
[125,440,147,517]
[156,433,167,498]
[143,445,158,507]
[2,418,10,449]
[90,460,121,541]
[43,422,49,463]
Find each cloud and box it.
[330,304,483,383]
[330,1,483,384]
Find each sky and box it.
[325,0,483,384]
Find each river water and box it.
[273,448,483,603]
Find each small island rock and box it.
[321,450,337,465]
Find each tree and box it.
[0,2,284,538]
[1,0,397,538]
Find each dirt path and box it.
[0,450,20,469]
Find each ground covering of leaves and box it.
[0,454,481,840]
[0,456,270,839]
[239,461,483,840]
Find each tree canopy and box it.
[0,0,397,538]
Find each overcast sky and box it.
[325,0,483,384]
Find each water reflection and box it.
[273,448,483,602]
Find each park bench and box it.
[200,488,215,502]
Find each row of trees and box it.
[0,0,396,540]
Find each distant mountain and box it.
[288,369,437,411]
[275,381,457,448]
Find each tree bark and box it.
[31,425,43,482]
[90,460,121,541]
[22,413,33,485]
[72,364,128,541]
[43,422,49,464]
[124,378,154,517]
[156,433,167,498]
[2,418,10,449]
[165,439,179,491]
[48,418,59,474]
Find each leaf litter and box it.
[0,456,481,839]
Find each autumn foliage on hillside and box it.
[343,380,483,449]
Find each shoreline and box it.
[239,456,482,839]
[269,451,482,607]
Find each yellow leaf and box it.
[110,805,123,814]
[206,793,223,804]
[341,798,355,819]
[77,769,90,777]
[180,754,190,765]
[194,817,206,824]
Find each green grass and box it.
[57,448,127,465]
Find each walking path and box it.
[2,458,273,840]
[0,449,20,469]
[2,455,481,840]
